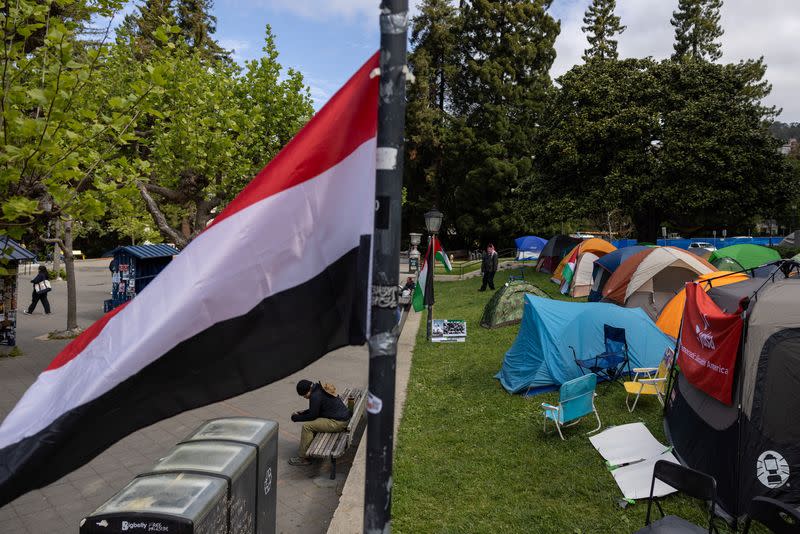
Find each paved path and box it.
[0,259,368,533]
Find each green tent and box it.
[480,281,549,329]
[708,244,780,271]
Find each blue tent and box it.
[587,245,651,302]
[495,295,673,394]
[515,236,547,260]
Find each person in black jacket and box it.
[479,244,499,291]
[288,379,350,466]
[24,265,51,315]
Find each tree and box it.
[175,0,226,59]
[0,0,163,332]
[671,0,724,62]
[448,0,560,246]
[130,28,313,248]
[404,0,458,232]
[581,0,625,62]
[119,0,177,59]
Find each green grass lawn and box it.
[393,267,760,533]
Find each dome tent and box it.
[536,235,581,274]
[665,276,800,519]
[480,281,549,329]
[495,295,672,394]
[588,245,651,302]
[708,244,780,272]
[551,238,617,297]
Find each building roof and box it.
[0,237,37,263]
[104,244,180,260]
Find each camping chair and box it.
[635,460,719,533]
[541,374,601,440]
[508,267,525,282]
[623,348,674,412]
[571,324,632,384]
[742,496,800,534]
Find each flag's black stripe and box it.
[0,242,369,507]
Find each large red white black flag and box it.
[0,53,379,506]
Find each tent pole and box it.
[364,1,408,532]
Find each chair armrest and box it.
[639,377,667,385]
[632,367,658,373]
[541,403,559,412]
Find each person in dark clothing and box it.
[289,379,350,466]
[479,244,499,291]
[24,266,51,315]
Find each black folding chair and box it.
[634,460,718,533]
[742,496,800,533]
[572,324,632,384]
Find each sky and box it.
[128,0,799,121]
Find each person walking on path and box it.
[288,379,350,466]
[24,265,52,315]
[479,244,499,291]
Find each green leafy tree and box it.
[581,0,625,62]
[449,0,559,245]
[671,0,724,62]
[404,0,458,232]
[0,0,163,332]
[119,0,177,59]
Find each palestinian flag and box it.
[0,53,379,506]
[560,247,579,295]
[412,236,451,312]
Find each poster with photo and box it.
[431,319,467,342]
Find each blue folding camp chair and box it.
[541,374,601,440]
[571,324,632,384]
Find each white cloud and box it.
[551,0,800,121]
[218,38,254,62]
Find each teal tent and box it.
[495,295,673,394]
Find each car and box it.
[688,241,717,252]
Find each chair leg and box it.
[626,391,641,413]
[330,457,337,480]
[555,421,565,440]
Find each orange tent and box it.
[602,247,716,320]
[656,270,749,338]
[551,238,617,282]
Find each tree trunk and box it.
[63,219,78,332]
[51,218,62,279]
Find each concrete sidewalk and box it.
[0,259,369,533]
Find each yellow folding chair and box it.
[624,348,674,412]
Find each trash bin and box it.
[148,441,257,534]
[182,418,278,534]
[79,472,227,534]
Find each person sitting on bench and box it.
[289,379,350,466]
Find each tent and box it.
[665,277,800,518]
[514,236,547,261]
[602,247,716,320]
[588,245,651,302]
[536,235,581,274]
[495,295,673,394]
[480,281,549,329]
[708,244,780,272]
[656,271,749,339]
[551,238,617,293]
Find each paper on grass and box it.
[612,451,679,500]
[589,422,671,468]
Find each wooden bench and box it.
[305,387,366,479]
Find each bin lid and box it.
[91,473,226,519]
[151,442,255,479]
[188,417,278,446]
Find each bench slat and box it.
[306,385,367,459]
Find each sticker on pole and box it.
[366,391,383,414]
[757,450,790,488]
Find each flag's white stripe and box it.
[0,138,376,449]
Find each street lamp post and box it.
[424,208,443,342]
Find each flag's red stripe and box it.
[208,52,379,229]
[45,302,128,371]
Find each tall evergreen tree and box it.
[671,0,724,61]
[449,0,559,245]
[581,0,625,62]
[119,0,177,59]
[175,0,225,59]
[404,0,458,232]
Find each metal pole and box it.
[426,234,433,341]
[364,1,408,532]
